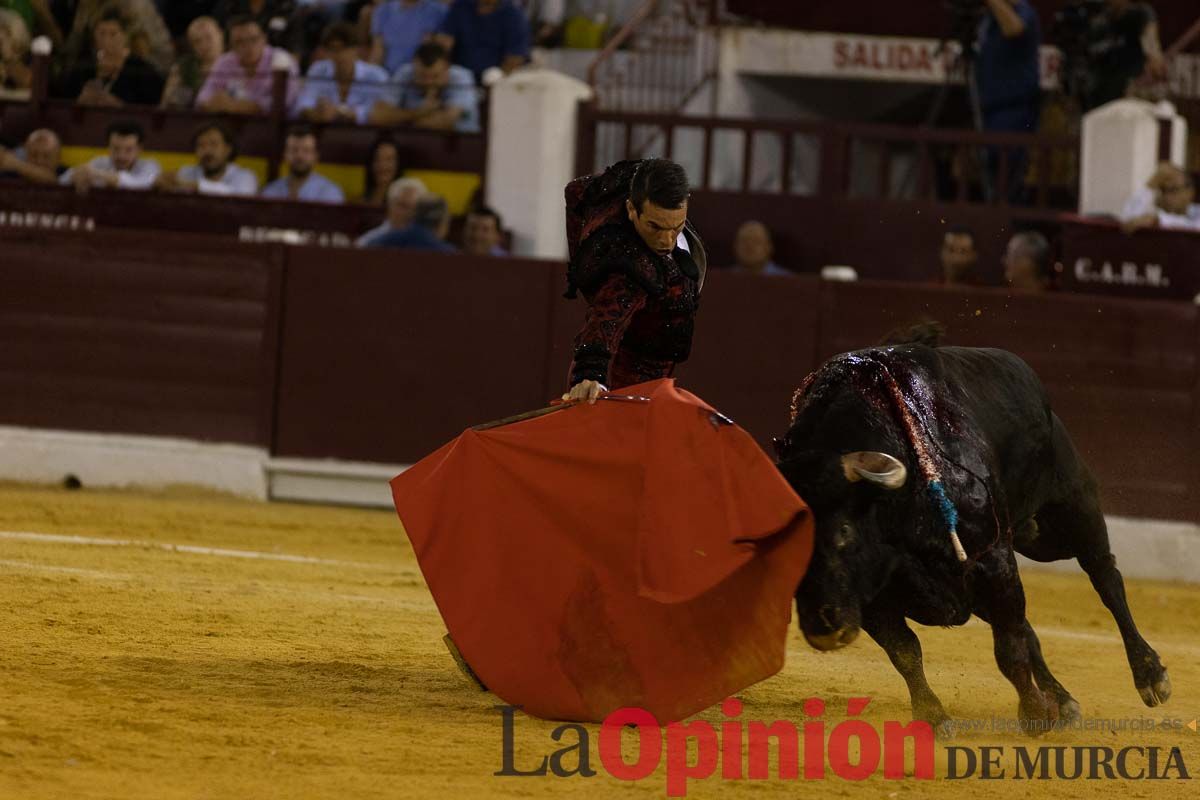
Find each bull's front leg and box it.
[861,601,953,738]
[973,550,1058,737]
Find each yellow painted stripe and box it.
[59,146,480,213]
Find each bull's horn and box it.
[842,452,907,489]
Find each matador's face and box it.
[627,198,688,256]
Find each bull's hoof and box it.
[913,704,955,739]
[1018,691,1059,737]
[932,718,956,740]
[1137,671,1171,707]
[1055,698,1082,729]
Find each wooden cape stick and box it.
[470,403,570,432]
[470,395,652,432]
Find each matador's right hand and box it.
[563,380,607,405]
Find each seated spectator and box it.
[0,8,31,94]
[730,220,789,276]
[295,22,390,123]
[461,204,507,256]
[369,0,447,74]
[362,134,399,205]
[160,16,224,108]
[0,128,64,182]
[1119,163,1200,233]
[357,175,427,245]
[1,0,63,44]
[436,0,529,83]
[63,0,174,75]
[59,5,164,106]
[157,122,258,196]
[369,192,455,251]
[212,0,301,53]
[59,118,160,193]
[369,41,480,132]
[1002,230,1053,292]
[158,0,219,39]
[938,226,981,285]
[197,15,299,114]
[261,124,344,203]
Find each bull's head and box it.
[776,446,908,652]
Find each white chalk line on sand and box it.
[0,530,386,571]
[0,557,130,580]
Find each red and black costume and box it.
[564,160,707,390]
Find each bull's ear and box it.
[841,452,907,490]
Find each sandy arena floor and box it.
[0,482,1196,799]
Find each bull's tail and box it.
[878,319,944,348]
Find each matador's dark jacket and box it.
[564,160,708,389]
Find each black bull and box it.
[774,335,1171,736]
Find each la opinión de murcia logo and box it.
[495,699,1192,797]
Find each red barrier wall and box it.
[2,227,1195,522]
[272,249,561,461]
[1,227,282,445]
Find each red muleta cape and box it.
[390,379,814,723]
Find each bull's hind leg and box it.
[1034,496,1171,706]
[861,602,953,738]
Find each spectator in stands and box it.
[362,134,399,205]
[1119,163,1200,232]
[435,0,529,82]
[357,175,427,245]
[974,0,1041,204]
[0,8,31,94]
[156,0,219,39]
[196,15,299,114]
[212,0,301,53]
[63,0,174,75]
[59,118,160,193]
[369,0,446,74]
[0,127,64,182]
[461,204,507,256]
[1,0,63,45]
[157,121,258,196]
[261,124,344,202]
[369,41,480,131]
[368,191,455,251]
[295,22,390,123]
[1083,0,1166,111]
[938,226,981,285]
[730,220,788,276]
[160,15,224,108]
[59,5,164,106]
[1002,230,1053,292]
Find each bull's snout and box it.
[804,626,860,651]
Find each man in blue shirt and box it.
[370,0,448,74]
[260,125,346,203]
[369,42,481,133]
[369,193,458,252]
[296,22,392,124]
[160,122,259,196]
[436,0,530,83]
[974,0,1041,203]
